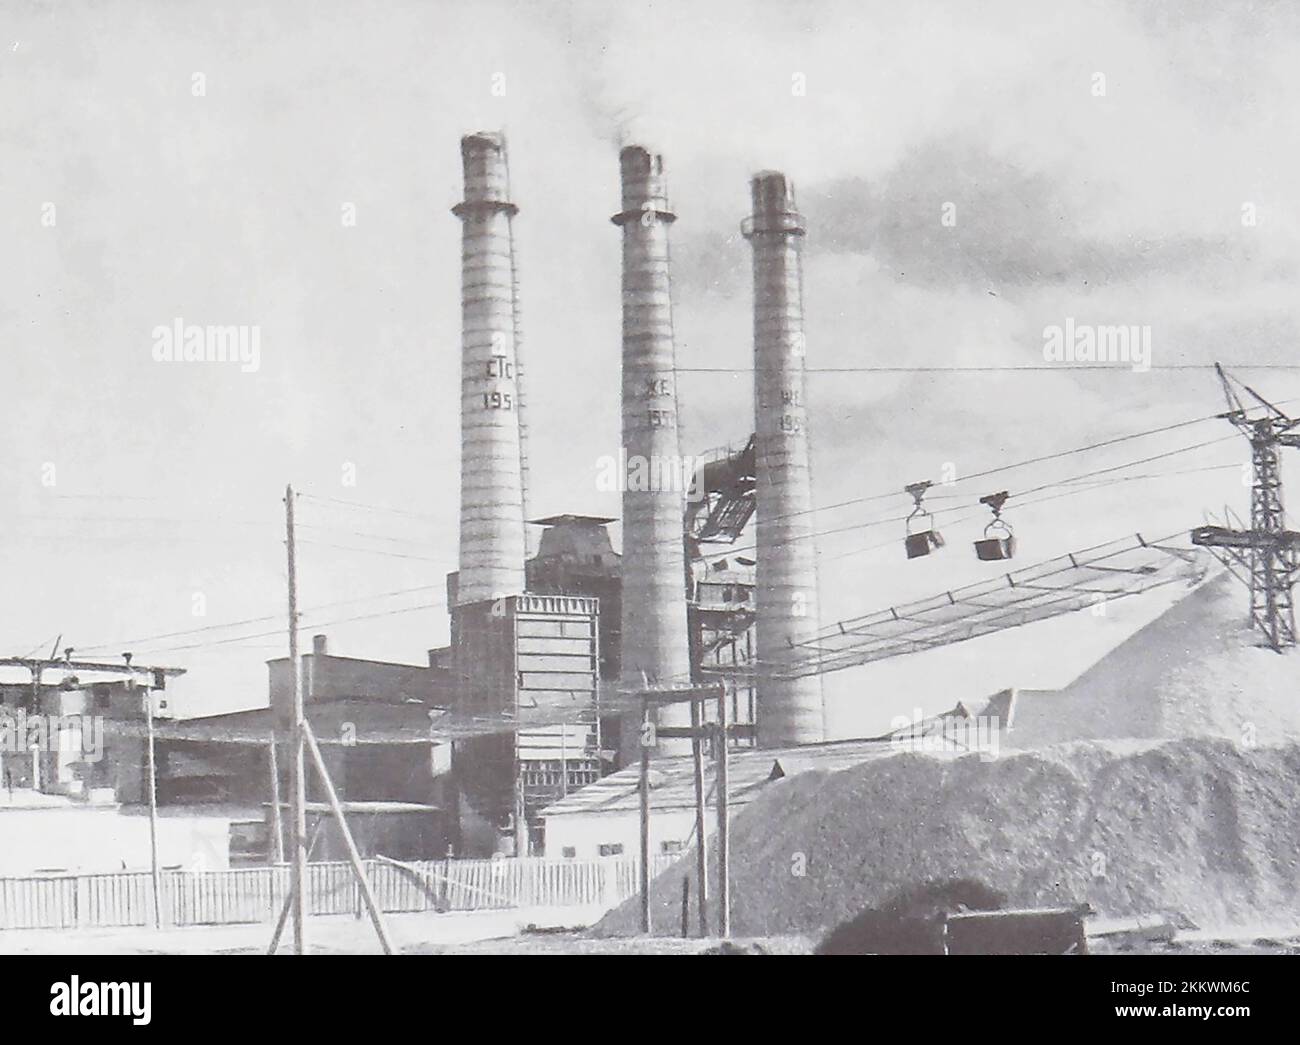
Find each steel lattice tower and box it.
[1191,365,1300,651]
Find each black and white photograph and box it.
[2,0,1298,1019]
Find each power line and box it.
[684,408,1267,557]
[702,432,1239,562]
[291,408,1231,562]
[297,492,442,522]
[76,583,449,654]
[676,363,1300,374]
[68,448,1238,662]
[819,461,1241,563]
[132,598,449,656]
[293,403,1284,561]
[296,538,451,564]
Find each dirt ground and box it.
[0,907,597,955]
[5,911,1298,955]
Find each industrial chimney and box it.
[452,132,527,607]
[744,171,826,746]
[612,145,692,757]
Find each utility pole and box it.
[285,484,308,954]
[716,684,730,939]
[302,722,393,954]
[267,735,284,864]
[129,652,162,930]
[690,698,708,936]
[1191,365,1300,651]
[629,681,725,939]
[639,696,652,934]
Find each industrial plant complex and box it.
[6,123,1300,961]
[6,4,1300,981]
[2,133,840,866]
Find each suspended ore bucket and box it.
[974,520,1015,561]
[905,529,944,559]
[903,482,944,559]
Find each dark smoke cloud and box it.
[801,139,1245,290]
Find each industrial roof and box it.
[103,693,601,745]
[539,736,902,819]
[541,691,1014,820]
[528,514,615,526]
[284,801,440,814]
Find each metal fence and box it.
[0,854,677,932]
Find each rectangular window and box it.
[598,843,624,857]
[561,846,576,859]
[661,840,684,854]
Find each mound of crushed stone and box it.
[597,736,1300,937]
[1010,573,1300,748]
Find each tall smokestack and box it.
[452,132,527,607]
[744,171,825,747]
[612,146,692,756]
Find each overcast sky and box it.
[3,0,1299,731]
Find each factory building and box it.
[0,674,172,802]
[0,141,825,870]
[29,143,815,861]
[127,138,813,860]
[433,138,828,853]
[443,133,611,855]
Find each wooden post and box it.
[144,684,162,929]
[267,815,325,955]
[560,725,568,797]
[680,876,690,938]
[690,698,708,936]
[716,686,730,939]
[286,484,308,955]
[513,773,528,858]
[302,720,394,954]
[639,696,651,935]
[267,735,284,864]
[28,665,41,791]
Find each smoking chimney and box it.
[612,146,692,757]
[744,171,826,746]
[452,132,527,607]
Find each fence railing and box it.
[0,854,678,932]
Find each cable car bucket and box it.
[904,481,945,559]
[974,491,1015,561]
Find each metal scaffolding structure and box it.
[1190,364,1300,651]
[704,532,1209,683]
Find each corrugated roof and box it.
[540,736,902,818]
[541,691,1016,819]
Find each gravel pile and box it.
[598,736,1300,936]
[599,574,1300,938]
[1010,573,1300,747]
